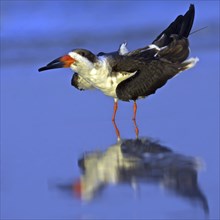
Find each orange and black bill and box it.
[38,55,75,72]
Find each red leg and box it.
[132,101,139,137]
[132,101,137,121]
[112,120,121,140]
[133,119,139,138]
[112,100,118,122]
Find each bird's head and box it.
[38,49,98,73]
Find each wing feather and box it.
[116,60,179,101]
[71,73,95,91]
[113,5,195,101]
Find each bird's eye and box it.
[79,51,85,57]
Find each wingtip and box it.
[189,4,195,11]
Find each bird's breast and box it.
[75,58,135,98]
[89,70,119,97]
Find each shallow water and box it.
[1,1,219,219]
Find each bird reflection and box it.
[62,137,209,215]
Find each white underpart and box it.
[119,42,129,55]
[68,52,136,98]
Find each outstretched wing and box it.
[114,4,196,101]
[125,4,195,62]
[152,4,195,47]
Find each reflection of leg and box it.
[112,120,121,141]
[132,101,137,121]
[131,177,140,200]
[133,118,139,138]
[112,99,118,122]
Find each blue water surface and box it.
[1,1,219,219]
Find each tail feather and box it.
[179,57,199,71]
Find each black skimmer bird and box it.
[39,4,198,122]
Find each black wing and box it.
[114,5,195,101]
[153,4,195,47]
[126,4,194,62]
[116,60,180,101]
